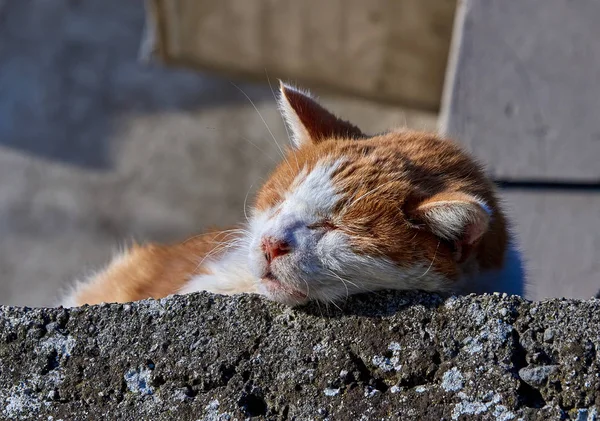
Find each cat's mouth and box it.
[260,272,308,301]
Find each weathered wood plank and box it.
[442,0,600,181]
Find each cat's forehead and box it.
[254,135,413,211]
[254,130,490,214]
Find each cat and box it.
[61,82,524,307]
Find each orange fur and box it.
[255,131,507,284]
[70,230,237,305]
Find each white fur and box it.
[242,159,451,304]
[178,159,346,300]
[180,246,257,296]
[250,159,344,242]
[247,161,342,270]
[422,199,524,296]
[178,160,349,304]
[282,160,343,216]
[315,230,451,298]
[60,292,79,308]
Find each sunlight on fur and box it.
[61,82,524,307]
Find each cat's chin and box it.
[258,276,309,306]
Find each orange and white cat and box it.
[62,83,524,307]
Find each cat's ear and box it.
[278,82,364,148]
[406,191,491,263]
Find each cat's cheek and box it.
[315,231,353,272]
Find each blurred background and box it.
[0,0,598,306]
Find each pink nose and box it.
[261,237,291,263]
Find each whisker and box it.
[201,237,244,248]
[243,182,255,222]
[182,228,248,245]
[240,136,279,164]
[326,269,351,299]
[417,240,440,279]
[315,299,324,317]
[301,278,311,299]
[203,238,248,247]
[230,82,293,172]
[327,268,393,296]
[193,237,247,272]
[343,180,398,212]
[326,269,388,301]
[329,300,343,312]
[212,229,249,241]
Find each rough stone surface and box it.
[1,291,599,420]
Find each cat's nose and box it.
[261,237,291,263]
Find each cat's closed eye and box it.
[306,220,337,231]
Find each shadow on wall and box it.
[0,0,276,170]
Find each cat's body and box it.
[63,83,524,307]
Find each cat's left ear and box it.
[278,82,365,148]
[406,191,492,263]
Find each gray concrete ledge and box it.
[1,292,599,420]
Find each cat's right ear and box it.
[278,82,364,148]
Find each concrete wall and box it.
[1,291,599,419]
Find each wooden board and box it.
[441,0,600,181]
[146,0,456,111]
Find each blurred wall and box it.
[0,0,434,306]
[148,0,457,110]
[441,0,600,300]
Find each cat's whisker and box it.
[301,278,311,299]
[329,300,343,312]
[243,183,254,223]
[326,270,392,301]
[212,230,249,242]
[196,242,234,262]
[213,227,251,235]
[183,228,250,246]
[343,180,397,213]
[203,239,247,248]
[230,82,294,172]
[326,269,351,299]
[417,240,440,279]
[193,237,247,271]
[336,275,389,292]
[239,136,279,164]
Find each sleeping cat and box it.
[62,82,524,307]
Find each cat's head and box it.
[246,83,508,305]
